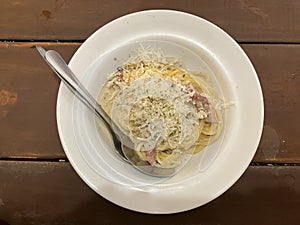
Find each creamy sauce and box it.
[111,76,200,151]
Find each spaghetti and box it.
[99,46,223,168]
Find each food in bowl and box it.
[99,45,223,169]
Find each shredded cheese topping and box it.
[99,45,223,168]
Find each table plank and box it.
[0,43,79,159]
[0,43,299,162]
[0,161,299,224]
[0,0,299,42]
[242,44,300,162]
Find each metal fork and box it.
[35,46,128,161]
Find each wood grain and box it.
[1,43,299,162]
[0,161,299,224]
[0,43,79,159]
[0,0,299,42]
[242,44,300,163]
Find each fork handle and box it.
[44,48,111,125]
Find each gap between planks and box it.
[1,157,300,167]
[1,40,300,45]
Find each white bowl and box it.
[57,10,264,214]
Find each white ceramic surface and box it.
[56,10,264,214]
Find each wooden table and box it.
[1,1,299,224]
